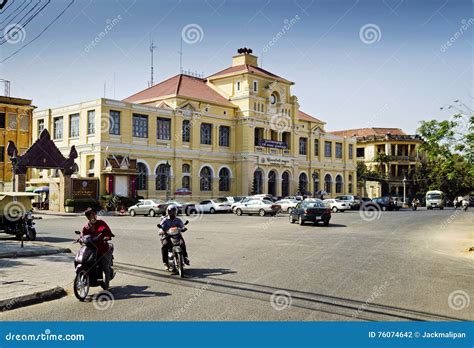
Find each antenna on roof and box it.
[179,36,183,73]
[149,39,157,87]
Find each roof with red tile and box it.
[298,110,324,123]
[329,128,407,137]
[207,64,292,83]
[123,74,235,107]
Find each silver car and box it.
[234,199,280,217]
[128,199,165,217]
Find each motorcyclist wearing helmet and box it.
[81,207,115,287]
[159,205,190,269]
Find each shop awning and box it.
[33,186,49,193]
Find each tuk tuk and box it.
[0,192,38,241]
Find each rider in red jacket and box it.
[81,208,115,287]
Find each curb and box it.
[0,286,67,312]
[0,248,72,259]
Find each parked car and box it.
[196,199,232,214]
[128,199,166,217]
[334,195,361,210]
[224,196,245,204]
[234,199,281,216]
[250,194,276,202]
[289,200,331,226]
[370,197,399,211]
[274,199,299,213]
[391,196,404,209]
[323,199,349,212]
[231,197,253,212]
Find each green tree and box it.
[414,112,473,199]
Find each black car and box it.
[289,200,331,226]
[369,197,399,211]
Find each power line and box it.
[0,0,51,45]
[0,0,31,26]
[0,0,15,14]
[0,0,74,63]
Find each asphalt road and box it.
[2,208,473,321]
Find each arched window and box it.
[219,168,231,192]
[137,163,148,190]
[324,174,332,194]
[281,171,290,197]
[312,172,320,192]
[156,164,169,190]
[298,173,308,195]
[182,164,191,190]
[252,169,263,194]
[268,170,277,196]
[88,159,95,177]
[182,176,190,190]
[335,175,343,193]
[182,163,191,174]
[200,166,212,191]
[348,174,353,193]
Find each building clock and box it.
[270,93,277,105]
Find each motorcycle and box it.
[72,230,115,301]
[157,220,189,277]
[24,210,37,241]
[412,201,419,211]
[462,200,469,211]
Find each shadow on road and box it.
[324,223,347,228]
[108,285,171,300]
[185,268,237,278]
[114,261,465,322]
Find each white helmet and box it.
[167,204,177,213]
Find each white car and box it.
[274,199,298,213]
[323,199,348,212]
[231,197,254,212]
[234,199,280,217]
[196,199,232,214]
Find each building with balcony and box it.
[330,127,423,198]
[0,96,34,191]
[31,49,356,201]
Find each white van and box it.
[425,190,445,210]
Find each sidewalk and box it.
[0,240,72,311]
[0,239,71,258]
[33,210,126,217]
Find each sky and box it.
[0,0,472,134]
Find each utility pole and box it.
[149,40,156,87]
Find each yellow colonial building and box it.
[0,96,35,191]
[32,49,357,201]
[331,127,423,198]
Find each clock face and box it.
[270,94,276,105]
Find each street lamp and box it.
[312,170,318,197]
[402,177,407,205]
[165,160,171,201]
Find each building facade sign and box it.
[259,139,287,149]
